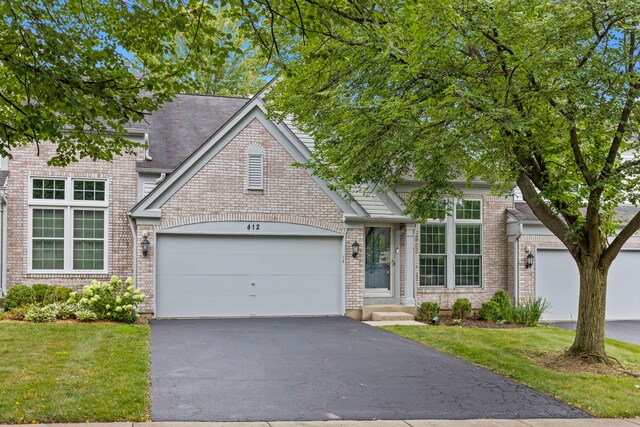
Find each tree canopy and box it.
[241,0,640,360]
[0,0,256,165]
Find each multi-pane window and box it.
[32,178,65,200]
[454,200,482,287]
[419,224,446,287]
[29,177,107,272]
[73,210,105,270]
[32,209,65,270]
[74,180,106,201]
[419,199,482,288]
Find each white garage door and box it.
[536,249,640,321]
[156,234,343,318]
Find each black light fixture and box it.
[141,232,150,257]
[525,251,535,269]
[351,240,360,258]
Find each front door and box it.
[364,226,392,297]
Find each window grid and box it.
[32,178,65,200]
[73,180,106,201]
[455,256,482,287]
[32,209,65,270]
[419,224,446,287]
[455,199,481,220]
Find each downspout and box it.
[513,222,523,304]
[127,214,137,289]
[144,132,152,161]
[154,173,166,185]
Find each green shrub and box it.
[512,298,550,326]
[31,284,52,304]
[0,296,5,310]
[478,300,502,322]
[451,298,472,319]
[416,301,440,321]
[74,307,97,322]
[68,275,145,323]
[24,305,57,323]
[4,285,35,311]
[491,290,512,319]
[39,285,74,305]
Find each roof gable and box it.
[130,96,365,218]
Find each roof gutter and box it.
[343,213,415,224]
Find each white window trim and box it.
[419,198,483,289]
[246,145,264,190]
[27,176,109,274]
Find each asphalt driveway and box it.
[554,320,640,345]
[150,317,587,422]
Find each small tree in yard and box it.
[239,0,640,362]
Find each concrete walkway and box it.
[10,420,640,427]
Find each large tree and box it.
[239,0,640,361]
[0,0,240,165]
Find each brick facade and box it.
[4,117,526,318]
[6,142,139,290]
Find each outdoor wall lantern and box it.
[352,240,360,258]
[525,246,535,269]
[141,232,150,257]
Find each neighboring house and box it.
[0,92,638,321]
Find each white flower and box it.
[124,292,130,298]
[125,276,134,286]
[127,286,134,292]
[116,296,122,303]
[115,306,123,312]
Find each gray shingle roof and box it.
[510,201,640,223]
[138,94,248,171]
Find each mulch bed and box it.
[418,315,528,328]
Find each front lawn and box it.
[0,322,150,423]
[383,325,640,418]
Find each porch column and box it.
[404,224,416,306]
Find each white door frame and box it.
[364,225,394,298]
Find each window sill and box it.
[417,286,484,292]
[27,271,109,277]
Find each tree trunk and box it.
[566,258,609,362]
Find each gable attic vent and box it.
[246,145,264,190]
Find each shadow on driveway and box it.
[150,317,588,422]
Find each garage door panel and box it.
[156,233,343,318]
[537,249,640,321]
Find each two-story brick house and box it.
[1,92,638,320]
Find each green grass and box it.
[382,325,640,418]
[0,322,150,423]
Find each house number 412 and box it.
[247,223,261,231]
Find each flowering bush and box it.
[68,276,145,323]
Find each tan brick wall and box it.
[409,194,513,309]
[6,142,138,290]
[345,227,365,310]
[136,119,352,313]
